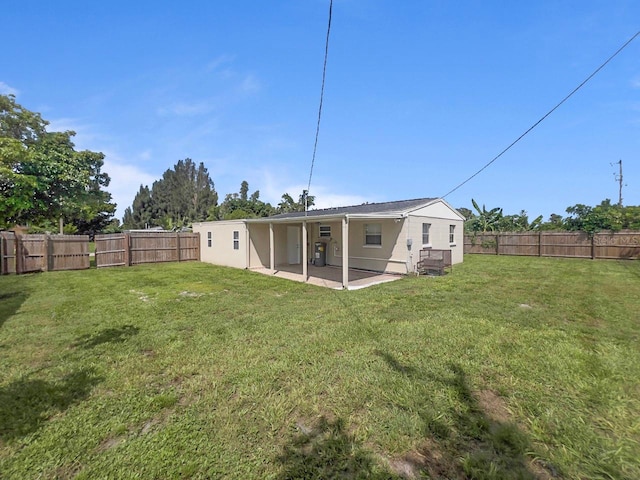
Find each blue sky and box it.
[2,1,639,221]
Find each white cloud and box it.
[156,101,215,117]
[239,74,261,94]
[139,149,152,161]
[311,191,370,210]
[258,170,369,210]
[0,82,19,96]
[46,117,102,147]
[206,54,235,72]
[103,155,157,219]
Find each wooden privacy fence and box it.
[0,232,90,274]
[464,231,640,260]
[95,232,200,268]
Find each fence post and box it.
[196,232,201,261]
[539,231,543,257]
[15,235,23,274]
[124,233,131,266]
[43,235,50,271]
[495,234,500,255]
[176,233,181,262]
[591,234,596,260]
[0,234,4,275]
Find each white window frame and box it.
[233,230,240,250]
[364,223,382,247]
[319,225,331,238]
[449,225,456,245]
[422,223,431,247]
[207,231,212,248]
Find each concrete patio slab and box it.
[250,264,402,290]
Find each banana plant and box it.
[471,198,503,232]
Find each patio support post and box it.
[269,222,275,271]
[302,221,308,281]
[342,216,349,289]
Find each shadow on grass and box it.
[0,368,103,442]
[277,416,402,480]
[73,325,139,349]
[375,351,562,480]
[0,291,27,330]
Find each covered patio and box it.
[250,264,402,290]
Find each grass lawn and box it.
[1,255,639,479]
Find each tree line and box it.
[4,94,638,237]
[121,162,315,230]
[461,198,640,235]
[0,94,314,234]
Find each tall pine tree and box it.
[122,159,217,229]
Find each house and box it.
[192,197,465,289]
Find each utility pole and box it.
[303,190,308,216]
[612,159,623,206]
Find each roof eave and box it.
[245,212,406,224]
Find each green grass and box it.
[1,255,639,479]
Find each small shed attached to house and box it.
[192,197,464,289]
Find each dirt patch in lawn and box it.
[474,389,512,424]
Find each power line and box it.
[305,0,333,213]
[442,30,640,200]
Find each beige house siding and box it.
[409,200,462,219]
[248,223,270,268]
[405,200,465,267]
[193,221,248,269]
[327,219,408,274]
[405,215,464,267]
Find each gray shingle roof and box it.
[267,197,438,220]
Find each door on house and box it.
[287,226,300,265]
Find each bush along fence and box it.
[464,231,640,260]
[0,231,200,274]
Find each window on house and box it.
[233,231,239,250]
[422,223,431,246]
[449,225,456,244]
[319,225,331,238]
[364,223,382,246]
[207,231,212,248]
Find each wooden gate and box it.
[95,233,128,267]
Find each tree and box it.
[539,213,565,231]
[277,190,315,213]
[0,94,116,231]
[68,150,117,236]
[565,199,627,234]
[0,137,37,226]
[498,210,542,232]
[240,180,249,201]
[0,94,47,145]
[122,185,154,229]
[215,181,274,220]
[457,207,473,221]
[123,159,218,229]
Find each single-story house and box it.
[192,197,465,289]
